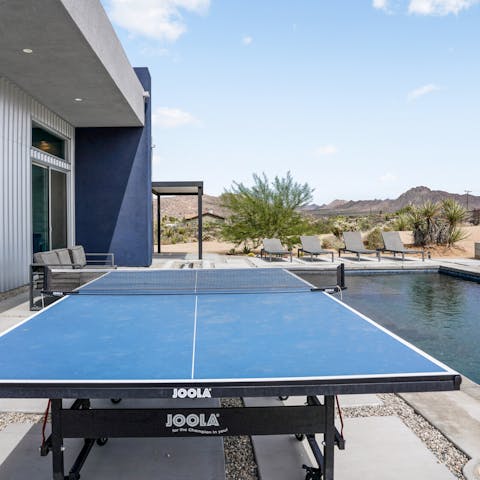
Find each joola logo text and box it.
[172,387,212,399]
[166,413,220,428]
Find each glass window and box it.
[32,123,65,160]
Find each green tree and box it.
[221,172,313,248]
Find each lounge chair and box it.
[339,231,380,261]
[298,236,334,262]
[260,238,292,262]
[380,231,425,261]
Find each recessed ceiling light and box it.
[22,48,33,54]
[74,98,83,102]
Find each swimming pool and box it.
[299,270,480,384]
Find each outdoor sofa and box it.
[339,231,380,262]
[30,246,116,309]
[298,236,334,262]
[379,231,425,261]
[260,238,292,262]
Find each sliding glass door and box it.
[32,164,68,253]
[32,165,49,253]
[51,170,67,249]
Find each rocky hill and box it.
[153,194,231,220]
[304,186,480,215]
[154,187,480,220]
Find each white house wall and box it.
[0,76,75,292]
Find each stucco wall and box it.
[75,68,152,266]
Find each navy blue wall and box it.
[75,68,152,266]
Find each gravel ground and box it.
[0,394,468,480]
[341,393,469,479]
[221,398,259,480]
[0,412,42,432]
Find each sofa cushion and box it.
[55,249,73,269]
[69,246,87,268]
[33,252,47,264]
[40,251,61,266]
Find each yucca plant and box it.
[408,207,427,246]
[446,227,468,246]
[393,213,413,231]
[441,199,467,228]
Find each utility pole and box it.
[465,190,472,211]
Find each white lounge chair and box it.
[339,231,380,261]
[380,231,425,261]
[298,236,334,262]
[261,238,292,262]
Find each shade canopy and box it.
[152,182,204,259]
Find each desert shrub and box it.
[321,235,344,251]
[364,228,383,250]
[331,217,358,239]
[357,216,375,232]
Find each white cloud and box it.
[153,107,199,128]
[379,172,397,182]
[407,83,441,101]
[242,35,253,46]
[373,0,389,10]
[106,0,210,42]
[314,145,338,156]
[408,0,479,15]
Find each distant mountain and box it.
[302,186,480,215]
[155,187,479,220]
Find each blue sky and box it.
[101,0,480,204]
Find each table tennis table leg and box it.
[303,395,339,480]
[50,399,65,480]
[323,395,335,480]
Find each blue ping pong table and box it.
[0,268,460,480]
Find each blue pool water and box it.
[339,272,480,384]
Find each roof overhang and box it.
[152,182,204,196]
[0,0,145,127]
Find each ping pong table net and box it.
[42,266,345,297]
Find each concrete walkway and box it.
[1,255,479,479]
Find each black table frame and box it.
[0,374,461,480]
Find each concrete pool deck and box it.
[0,255,479,479]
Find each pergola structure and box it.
[152,181,204,260]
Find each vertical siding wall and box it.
[0,77,74,292]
